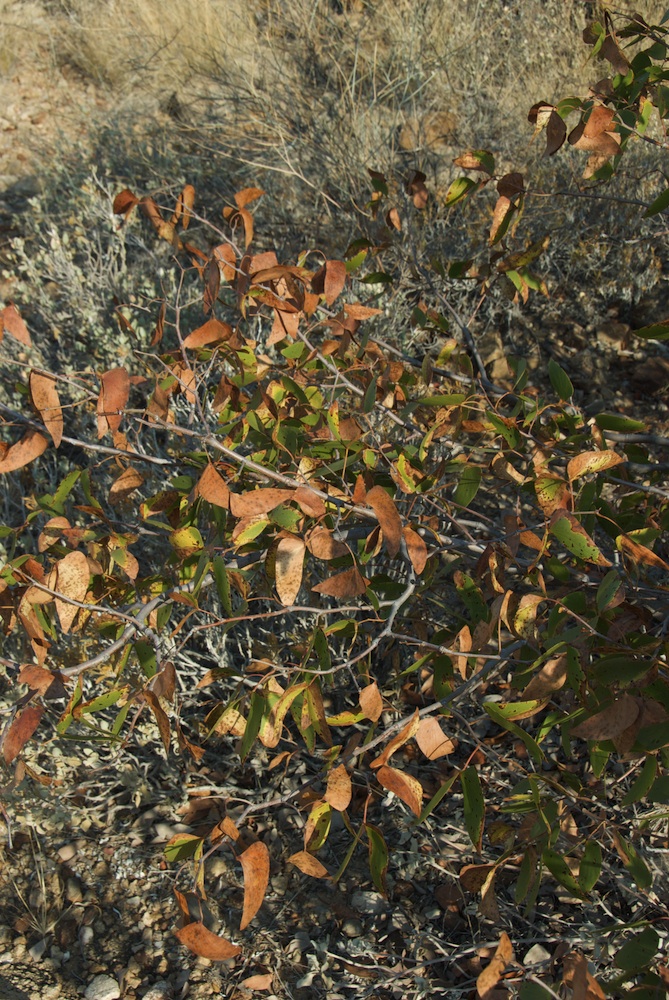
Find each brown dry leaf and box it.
[489,194,513,244]
[183,318,233,349]
[287,851,330,878]
[312,566,368,598]
[583,104,616,138]
[402,526,428,574]
[54,550,90,634]
[324,260,347,306]
[239,841,270,930]
[325,764,352,811]
[563,951,606,1000]
[344,303,383,321]
[18,665,59,696]
[2,705,44,765]
[177,183,196,229]
[196,464,231,509]
[306,527,349,561]
[568,120,621,156]
[235,186,265,209]
[366,486,402,558]
[497,172,524,199]
[371,709,420,768]
[476,931,513,999]
[375,765,423,816]
[567,450,624,482]
[175,922,241,961]
[230,488,295,518]
[143,689,171,754]
[523,653,568,700]
[38,516,70,553]
[97,367,130,438]
[408,171,429,209]
[415,717,455,759]
[275,535,305,606]
[109,466,144,505]
[386,207,401,231]
[0,430,48,474]
[1,302,31,345]
[359,681,383,722]
[571,694,640,741]
[460,863,498,893]
[29,371,63,447]
[619,534,669,572]
[241,974,273,991]
[545,109,567,155]
[113,187,138,218]
[294,486,326,518]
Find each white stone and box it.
[84,974,120,1000]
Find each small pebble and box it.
[142,982,172,1000]
[342,918,364,938]
[58,843,77,862]
[29,938,48,961]
[84,974,121,1000]
[66,877,84,903]
[351,890,387,915]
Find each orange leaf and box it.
[234,187,265,209]
[239,841,270,931]
[175,922,241,960]
[1,302,31,345]
[241,974,273,991]
[359,681,383,722]
[402,525,428,574]
[109,466,144,505]
[97,367,130,438]
[618,534,669,572]
[29,371,63,447]
[324,763,352,811]
[311,566,368,598]
[183,318,233,349]
[0,430,48,473]
[415,717,455,759]
[324,260,347,306]
[2,705,44,765]
[476,931,514,999]
[287,851,330,878]
[366,486,402,558]
[54,550,90,634]
[571,694,640,741]
[294,487,327,518]
[563,951,606,1000]
[375,765,423,816]
[275,535,305,606]
[371,709,420,768]
[196,464,231,509]
[113,187,138,217]
[489,194,513,244]
[229,488,295,518]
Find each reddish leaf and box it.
[0,430,48,473]
[97,367,130,438]
[239,841,270,930]
[2,705,44,765]
[29,371,63,447]
[175,922,241,960]
[175,183,195,229]
[376,765,423,816]
[618,534,669,572]
[323,260,347,306]
[402,526,428,574]
[113,188,139,217]
[408,171,429,209]
[1,302,31,345]
[275,535,305,606]
[366,486,402,558]
[143,689,171,754]
[203,258,221,315]
[311,566,368,598]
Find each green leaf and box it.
[461,766,485,851]
[213,555,232,616]
[414,771,459,825]
[444,176,477,206]
[484,703,545,763]
[453,465,481,507]
[164,834,204,863]
[363,376,377,414]
[616,833,653,889]
[542,848,585,898]
[648,775,669,803]
[240,689,266,761]
[366,823,389,895]
[633,319,669,340]
[579,841,602,893]
[548,358,574,400]
[644,187,669,217]
[515,848,540,905]
[594,412,646,432]
[135,639,157,679]
[597,570,624,612]
[615,927,659,972]
[550,511,606,564]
